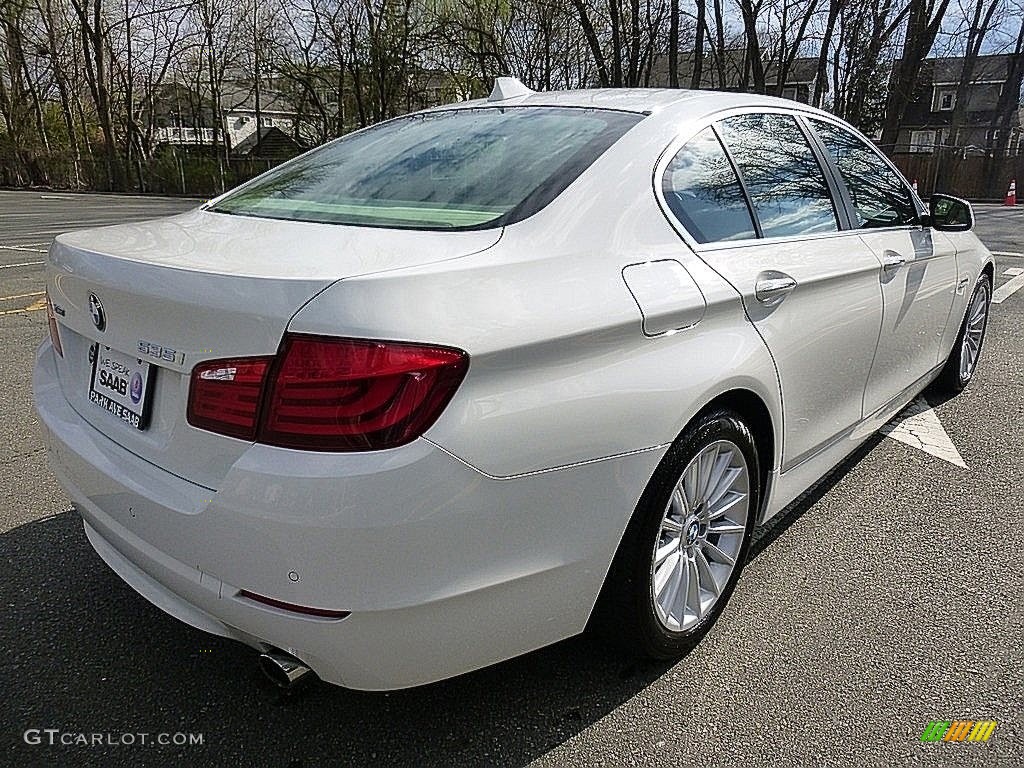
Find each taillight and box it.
[186,335,468,451]
[259,335,468,451]
[187,357,272,440]
[45,290,63,357]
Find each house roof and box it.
[649,52,820,89]
[232,126,304,157]
[925,53,1017,84]
[219,82,297,114]
[147,78,299,115]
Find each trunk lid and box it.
[46,209,500,489]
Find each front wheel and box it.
[592,409,760,660]
[934,274,992,394]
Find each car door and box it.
[805,117,959,416]
[658,111,884,471]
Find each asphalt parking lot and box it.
[2,190,1022,767]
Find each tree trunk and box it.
[689,0,705,90]
[668,0,679,88]
[937,0,999,190]
[712,0,726,87]
[739,0,765,93]
[879,0,953,151]
[813,0,839,107]
[982,21,1024,189]
[573,0,609,86]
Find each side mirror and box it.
[928,193,974,232]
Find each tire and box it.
[933,273,992,395]
[591,408,760,660]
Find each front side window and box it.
[810,118,919,229]
[717,113,839,239]
[210,107,642,230]
[661,126,757,244]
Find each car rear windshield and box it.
[209,107,643,230]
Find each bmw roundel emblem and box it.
[88,292,106,331]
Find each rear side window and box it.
[210,107,642,230]
[717,113,839,239]
[661,127,757,243]
[809,118,918,229]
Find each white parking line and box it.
[993,269,1024,304]
[0,261,44,269]
[0,244,48,253]
[991,251,1024,258]
[0,291,44,302]
[0,298,46,316]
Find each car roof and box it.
[425,87,834,120]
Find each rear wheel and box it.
[934,274,991,394]
[593,409,760,659]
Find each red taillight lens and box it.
[186,335,468,451]
[258,335,468,451]
[187,357,272,440]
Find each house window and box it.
[986,128,1022,156]
[933,88,956,111]
[909,130,936,153]
[781,86,799,102]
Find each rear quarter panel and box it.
[288,114,783,480]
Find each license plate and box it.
[88,344,154,430]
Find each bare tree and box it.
[879,0,953,149]
[738,0,766,91]
[983,1,1024,178]
[811,0,840,107]
[947,0,1001,147]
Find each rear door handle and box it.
[754,271,798,304]
[881,251,906,273]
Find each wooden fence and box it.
[888,151,1023,201]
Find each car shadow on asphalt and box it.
[3,510,675,767]
[3,435,889,767]
[748,433,885,561]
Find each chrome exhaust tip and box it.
[258,649,313,689]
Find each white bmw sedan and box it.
[34,81,993,691]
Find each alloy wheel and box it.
[650,439,751,633]
[959,284,989,383]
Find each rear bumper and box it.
[33,340,662,689]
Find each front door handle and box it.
[754,271,798,304]
[881,251,906,273]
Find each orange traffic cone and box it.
[1006,179,1017,206]
[912,178,918,194]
